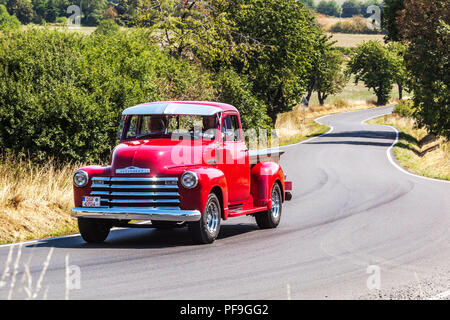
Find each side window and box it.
[231,115,241,141]
[222,115,241,142]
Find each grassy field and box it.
[328,32,385,47]
[367,114,450,181]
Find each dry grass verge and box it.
[0,156,80,244]
[276,99,380,146]
[367,114,450,181]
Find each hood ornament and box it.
[116,167,150,174]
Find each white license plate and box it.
[82,196,101,208]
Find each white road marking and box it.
[0,234,81,249]
[361,111,450,184]
[280,114,334,149]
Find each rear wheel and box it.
[188,193,221,244]
[78,218,111,243]
[255,183,282,229]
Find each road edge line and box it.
[362,113,450,185]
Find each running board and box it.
[227,206,268,218]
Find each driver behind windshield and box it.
[202,115,218,140]
[146,116,166,134]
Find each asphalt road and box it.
[1,106,449,300]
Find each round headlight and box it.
[181,171,198,189]
[73,170,89,188]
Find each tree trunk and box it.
[305,79,315,106]
[318,91,326,106]
[398,83,403,100]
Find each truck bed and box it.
[248,148,285,165]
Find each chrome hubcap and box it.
[206,201,219,234]
[271,188,281,219]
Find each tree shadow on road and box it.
[305,140,394,147]
[313,130,396,140]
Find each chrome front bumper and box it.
[71,207,201,222]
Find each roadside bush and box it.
[54,16,67,26]
[393,99,415,117]
[94,19,120,36]
[0,5,21,31]
[0,28,215,163]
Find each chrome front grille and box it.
[90,177,180,210]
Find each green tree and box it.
[387,42,407,100]
[94,18,119,35]
[396,0,450,138]
[218,0,326,121]
[6,0,33,24]
[347,41,397,105]
[300,0,315,8]
[341,0,361,18]
[81,0,107,26]
[0,4,20,29]
[316,0,340,17]
[315,50,348,105]
[381,0,404,41]
[31,0,48,23]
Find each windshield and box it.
[121,114,219,141]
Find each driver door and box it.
[220,113,250,204]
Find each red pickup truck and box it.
[71,101,292,244]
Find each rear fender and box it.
[251,161,285,208]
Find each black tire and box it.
[151,221,180,229]
[255,183,282,229]
[188,193,221,244]
[78,218,111,243]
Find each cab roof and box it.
[122,101,238,116]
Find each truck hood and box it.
[111,139,217,176]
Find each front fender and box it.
[178,167,229,219]
[251,161,285,208]
[73,166,111,207]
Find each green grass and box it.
[367,114,450,181]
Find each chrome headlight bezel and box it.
[73,170,89,188]
[181,171,198,189]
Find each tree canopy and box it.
[347,41,399,105]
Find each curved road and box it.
[1,106,449,299]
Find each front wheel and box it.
[255,183,282,229]
[78,218,111,243]
[188,193,221,244]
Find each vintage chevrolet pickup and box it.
[71,101,292,244]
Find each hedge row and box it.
[0,28,214,163]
